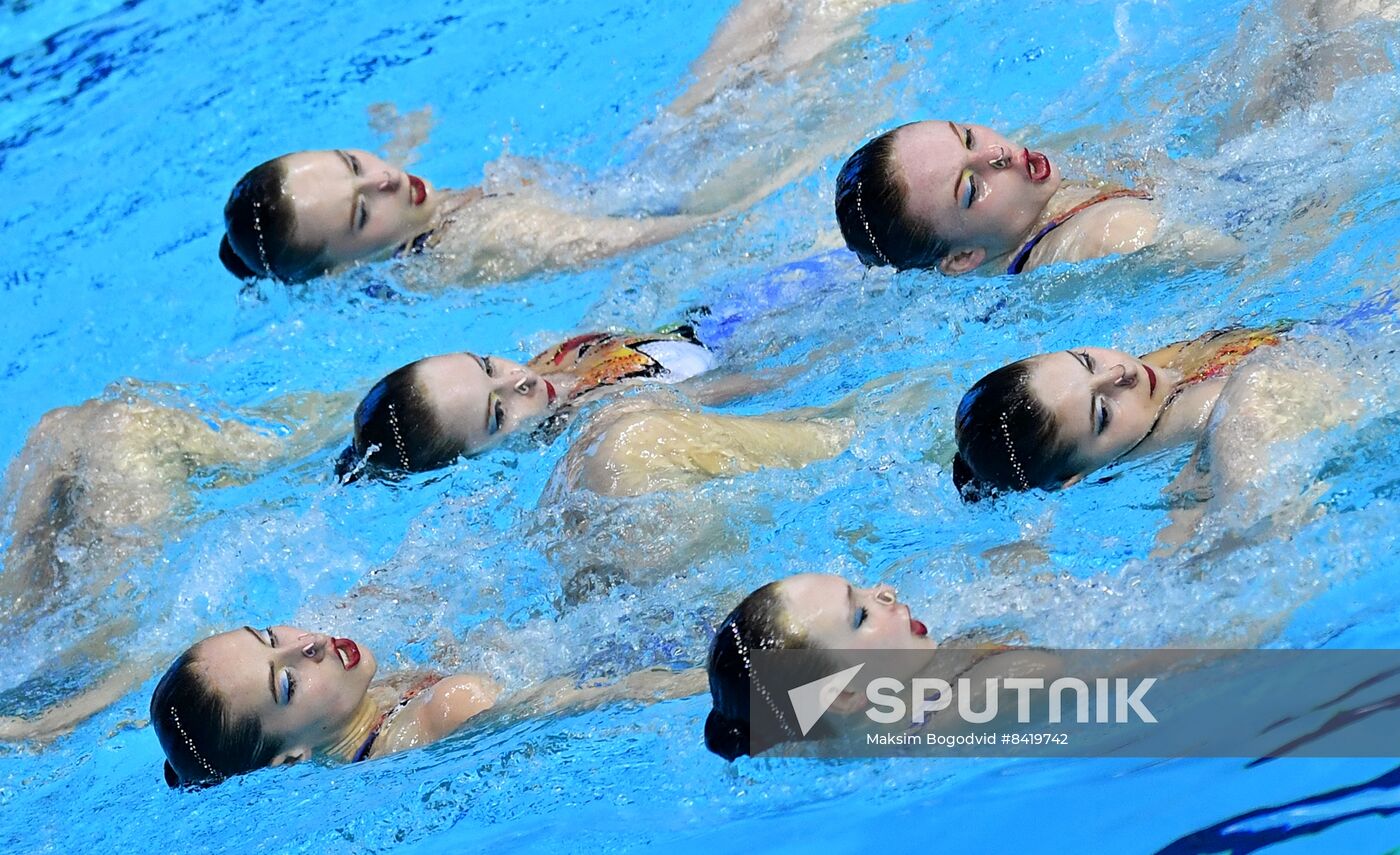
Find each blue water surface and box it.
[2,0,1400,852]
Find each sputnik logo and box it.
[788,664,865,736]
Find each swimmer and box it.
[220,0,909,287]
[218,148,717,286]
[835,120,1159,275]
[705,573,1307,760]
[341,327,854,499]
[151,623,703,787]
[0,386,350,740]
[951,320,1373,556]
[951,324,1294,497]
[704,573,1054,760]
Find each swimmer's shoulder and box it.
[1038,194,1160,268]
[402,673,502,744]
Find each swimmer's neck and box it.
[981,183,1119,272]
[544,371,584,402]
[318,694,384,763]
[415,187,486,247]
[1120,367,1224,462]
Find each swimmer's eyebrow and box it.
[847,584,856,622]
[243,625,265,645]
[466,352,487,373]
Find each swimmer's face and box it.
[1028,347,1175,483]
[279,149,438,269]
[778,574,936,653]
[893,120,1060,274]
[415,353,557,456]
[196,625,377,763]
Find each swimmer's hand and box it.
[369,103,436,168]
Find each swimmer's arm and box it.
[430,195,708,287]
[575,410,852,497]
[667,0,791,116]
[668,0,907,116]
[682,339,861,406]
[413,674,504,743]
[0,660,152,743]
[501,667,708,717]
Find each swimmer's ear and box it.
[270,748,309,767]
[938,247,985,276]
[829,689,867,715]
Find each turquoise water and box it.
[2,0,1400,851]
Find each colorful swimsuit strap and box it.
[352,674,445,763]
[527,326,706,401]
[1179,323,1290,386]
[1005,187,1154,275]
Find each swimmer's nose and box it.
[298,634,328,663]
[1091,364,1137,393]
[986,145,1011,170]
[499,367,540,398]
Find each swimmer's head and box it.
[835,120,1059,274]
[705,573,935,761]
[342,352,557,476]
[953,346,1170,498]
[151,625,377,787]
[221,149,437,282]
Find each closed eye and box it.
[482,356,497,377]
[347,153,362,175]
[853,606,868,629]
[278,668,296,705]
[964,126,974,149]
[1096,398,1112,434]
[486,392,503,435]
[961,171,978,209]
[356,196,368,230]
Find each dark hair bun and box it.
[163,760,181,788]
[219,234,260,280]
[704,708,751,761]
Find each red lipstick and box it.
[544,379,557,405]
[332,637,361,670]
[1025,149,1052,182]
[1144,364,1157,396]
[408,174,427,206]
[911,618,928,637]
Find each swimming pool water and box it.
[2,0,1400,851]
